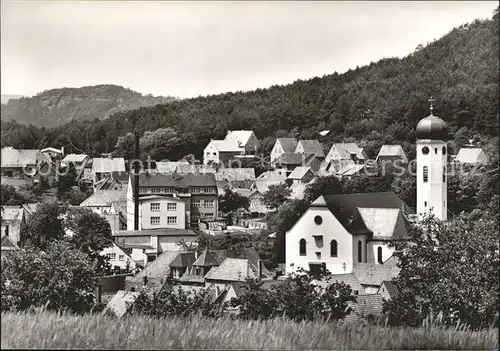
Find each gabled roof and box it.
[1,147,39,167]
[193,249,223,267]
[311,273,363,292]
[204,258,258,282]
[177,164,216,175]
[287,166,313,180]
[311,192,413,237]
[353,263,401,286]
[103,290,140,318]
[329,143,365,161]
[22,203,39,216]
[344,294,384,323]
[169,251,197,268]
[80,189,127,207]
[62,154,89,163]
[272,153,315,165]
[252,179,285,194]
[134,173,217,188]
[358,207,408,240]
[257,169,287,181]
[338,164,365,176]
[225,130,255,147]
[1,206,24,222]
[376,145,404,158]
[209,140,244,152]
[92,158,125,173]
[40,147,63,154]
[276,138,298,153]
[296,140,325,158]
[215,168,255,181]
[1,235,20,250]
[379,280,399,299]
[455,148,488,163]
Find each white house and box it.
[224,130,260,154]
[101,242,138,273]
[203,130,260,165]
[270,138,298,162]
[61,154,91,170]
[295,140,325,159]
[321,143,367,174]
[375,145,408,165]
[454,148,489,165]
[79,189,127,216]
[92,158,126,183]
[285,192,412,276]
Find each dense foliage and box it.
[262,183,292,211]
[1,10,498,158]
[1,241,97,313]
[383,196,499,329]
[0,85,176,128]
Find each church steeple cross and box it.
[428,96,435,114]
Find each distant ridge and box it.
[0,85,176,127]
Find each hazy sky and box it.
[1,1,497,98]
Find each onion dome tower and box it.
[416,97,448,221]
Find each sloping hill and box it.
[0,85,176,127]
[1,94,26,104]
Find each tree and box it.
[383,209,499,329]
[303,175,343,203]
[56,163,78,200]
[1,184,25,205]
[22,201,68,250]
[218,186,250,217]
[262,183,292,211]
[64,208,113,275]
[1,240,97,313]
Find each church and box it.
[285,102,448,275]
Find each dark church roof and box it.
[416,113,448,140]
[312,192,413,238]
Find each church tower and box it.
[416,98,448,221]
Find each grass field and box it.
[1,310,498,350]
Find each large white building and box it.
[285,104,449,276]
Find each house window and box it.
[423,166,428,183]
[139,188,146,194]
[192,213,200,221]
[204,200,214,208]
[299,239,306,256]
[213,152,217,156]
[377,247,383,264]
[192,187,201,194]
[424,201,427,207]
[165,187,174,193]
[357,240,362,263]
[442,146,447,155]
[314,215,323,225]
[167,203,177,211]
[330,240,338,257]
[106,253,116,260]
[192,200,201,207]
[195,267,201,275]
[152,188,162,193]
[150,203,160,212]
[204,188,213,193]
[5,225,9,237]
[119,255,125,261]
[204,213,214,218]
[150,216,160,225]
[443,166,446,182]
[167,216,177,225]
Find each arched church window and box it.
[422,146,429,155]
[330,240,338,257]
[443,166,446,182]
[357,240,362,263]
[299,239,306,256]
[435,148,438,154]
[442,146,447,155]
[377,247,383,264]
[423,166,428,182]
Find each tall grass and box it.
[1,309,498,350]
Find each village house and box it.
[270,138,298,162]
[215,168,255,189]
[295,140,325,159]
[80,189,127,216]
[39,147,64,161]
[169,251,198,279]
[287,166,315,185]
[61,153,91,171]
[375,145,408,166]
[126,173,218,230]
[1,206,26,245]
[1,147,41,177]
[101,242,139,273]
[92,157,126,184]
[154,160,190,174]
[113,228,198,266]
[321,143,367,174]
[203,130,260,165]
[271,153,321,175]
[454,147,489,164]
[1,235,20,257]
[377,280,399,300]
[94,171,129,191]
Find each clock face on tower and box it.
[422,146,430,155]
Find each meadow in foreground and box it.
[1,310,498,350]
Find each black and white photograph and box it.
[0,1,498,349]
